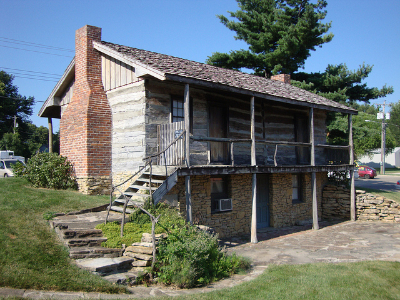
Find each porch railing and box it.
[190,136,350,166]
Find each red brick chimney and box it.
[60,25,112,194]
[271,74,291,84]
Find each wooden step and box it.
[128,184,157,191]
[135,178,165,184]
[109,206,135,214]
[123,192,150,198]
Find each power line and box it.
[0,95,44,102]
[0,44,73,58]
[11,74,59,82]
[0,66,62,77]
[0,37,74,52]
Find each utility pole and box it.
[13,116,17,134]
[376,100,390,175]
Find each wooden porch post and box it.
[184,84,192,224]
[250,96,257,243]
[310,108,319,230]
[349,114,356,221]
[48,117,53,153]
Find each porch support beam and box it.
[48,117,53,153]
[250,96,257,243]
[310,108,319,230]
[184,84,192,224]
[349,114,356,221]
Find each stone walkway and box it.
[1,221,400,299]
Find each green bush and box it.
[156,225,250,288]
[14,152,77,190]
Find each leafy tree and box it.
[388,100,400,147]
[0,71,35,141]
[327,111,396,158]
[292,64,394,105]
[206,0,333,76]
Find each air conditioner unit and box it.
[218,198,232,212]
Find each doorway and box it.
[256,174,270,228]
[209,105,229,164]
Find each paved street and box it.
[355,174,400,192]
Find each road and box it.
[355,174,400,192]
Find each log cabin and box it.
[39,25,358,241]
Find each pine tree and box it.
[292,63,393,105]
[206,0,333,76]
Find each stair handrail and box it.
[105,160,152,224]
[143,129,186,192]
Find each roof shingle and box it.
[100,41,357,113]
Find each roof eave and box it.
[165,74,358,115]
[93,41,166,81]
[38,58,75,118]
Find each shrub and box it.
[156,225,250,288]
[14,152,77,190]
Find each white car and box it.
[0,159,23,177]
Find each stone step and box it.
[61,229,103,239]
[75,257,134,276]
[125,244,153,255]
[69,247,122,259]
[66,237,108,248]
[141,232,167,243]
[124,252,152,261]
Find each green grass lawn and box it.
[360,187,400,204]
[0,177,127,293]
[1,177,400,298]
[160,261,400,300]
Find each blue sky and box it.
[1,0,399,132]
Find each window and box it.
[292,174,303,204]
[211,176,231,213]
[172,98,184,123]
[171,96,193,133]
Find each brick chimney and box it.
[271,74,291,84]
[60,25,112,194]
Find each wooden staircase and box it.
[108,165,179,214]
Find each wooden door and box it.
[209,105,229,164]
[256,174,270,228]
[295,116,310,165]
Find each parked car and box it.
[396,180,400,190]
[0,159,24,177]
[357,165,377,179]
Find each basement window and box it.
[292,174,303,204]
[211,176,232,213]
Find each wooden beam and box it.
[184,84,190,167]
[185,175,192,224]
[251,96,256,165]
[48,117,53,153]
[349,114,356,221]
[310,108,319,230]
[250,96,257,243]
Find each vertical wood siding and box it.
[157,121,185,166]
[101,55,137,91]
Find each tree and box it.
[0,70,35,147]
[292,63,394,105]
[206,0,333,76]
[327,111,396,159]
[387,100,400,147]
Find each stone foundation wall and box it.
[269,172,326,227]
[76,176,112,195]
[356,190,400,222]
[322,185,400,222]
[165,172,328,238]
[322,185,350,220]
[167,174,252,239]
